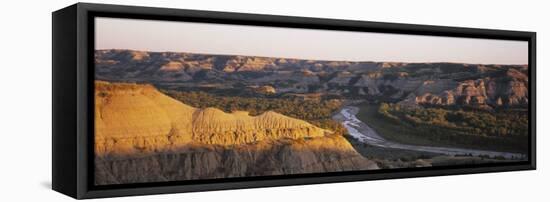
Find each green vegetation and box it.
[164,90,346,135]
[357,103,528,153]
[379,103,528,137]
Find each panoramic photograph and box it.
[93,17,529,185]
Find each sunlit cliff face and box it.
[94,81,378,185]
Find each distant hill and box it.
[94,81,377,185]
[95,49,528,109]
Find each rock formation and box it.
[252,85,277,94]
[400,69,528,108]
[94,81,378,185]
[95,49,528,109]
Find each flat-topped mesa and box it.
[95,81,328,155]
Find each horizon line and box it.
[95,48,529,66]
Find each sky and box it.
[95,17,528,65]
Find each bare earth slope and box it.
[94,81,377,185]
[96,49,528,109]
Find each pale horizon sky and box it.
[95,17,528,65]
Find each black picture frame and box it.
[52,3,536,199]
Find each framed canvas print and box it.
[52,3,536,199]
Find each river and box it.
[333,106,526,159]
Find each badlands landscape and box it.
[95,49,529,185]
[95,81,377,185]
